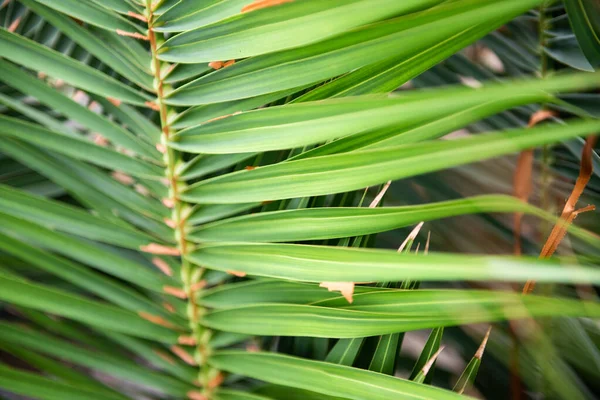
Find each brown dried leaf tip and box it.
[208,61,224,70]
[187,391,208,400]
[163,302,176,313]
[320,282,355,303]
[164,218,177,229]
[116,29,149,41]
[8,17,20,32]
[140,243,181,256]
[93,134,109,147]
[111,171,134,185]
[369,180,391,208]
[475,326,492,360]
[178,335,197,346]
[162,198,176,208]
[153,349,176,365]
[242,0,294,13]
[145,101,161,111]
[106,97,122,107]
[397,222,424,252]
[163,286,188,299]
[204,113,243,129]
[156,143,167,154]
[527,110,557,128]
[152,257,173,276]
[170,345,198,366]
[138,312,177,329]
[421,346,445,376]
[226,270,247,277]
[208,372,225,389]
[190,280,207,292]
[127,11,148,22]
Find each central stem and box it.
[145,2,218,397]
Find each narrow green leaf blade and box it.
[565,0,600,68]
[159,0,444,63]
[0,273,178,342]
[201,292,600,337]
[0,30,150,105]
[181,119,600,204]
[210,351,469,400]
[0,115,163,179]
[188,243,600,284]
[0,364,124,400]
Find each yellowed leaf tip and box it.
[141,243,180,256]
[475,326,492,360]
[425,231,431,255]
[116,29,149,41]
[163,286,187,299]
[170,345,197,365]
[242,0,294,13]
[422,346,445,376]
[319,282,355,303]
[369,180,391,208]
[397,221,424,252]
[151,257,173,276]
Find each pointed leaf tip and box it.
[475,326,492,360]
[398,222,425,252]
